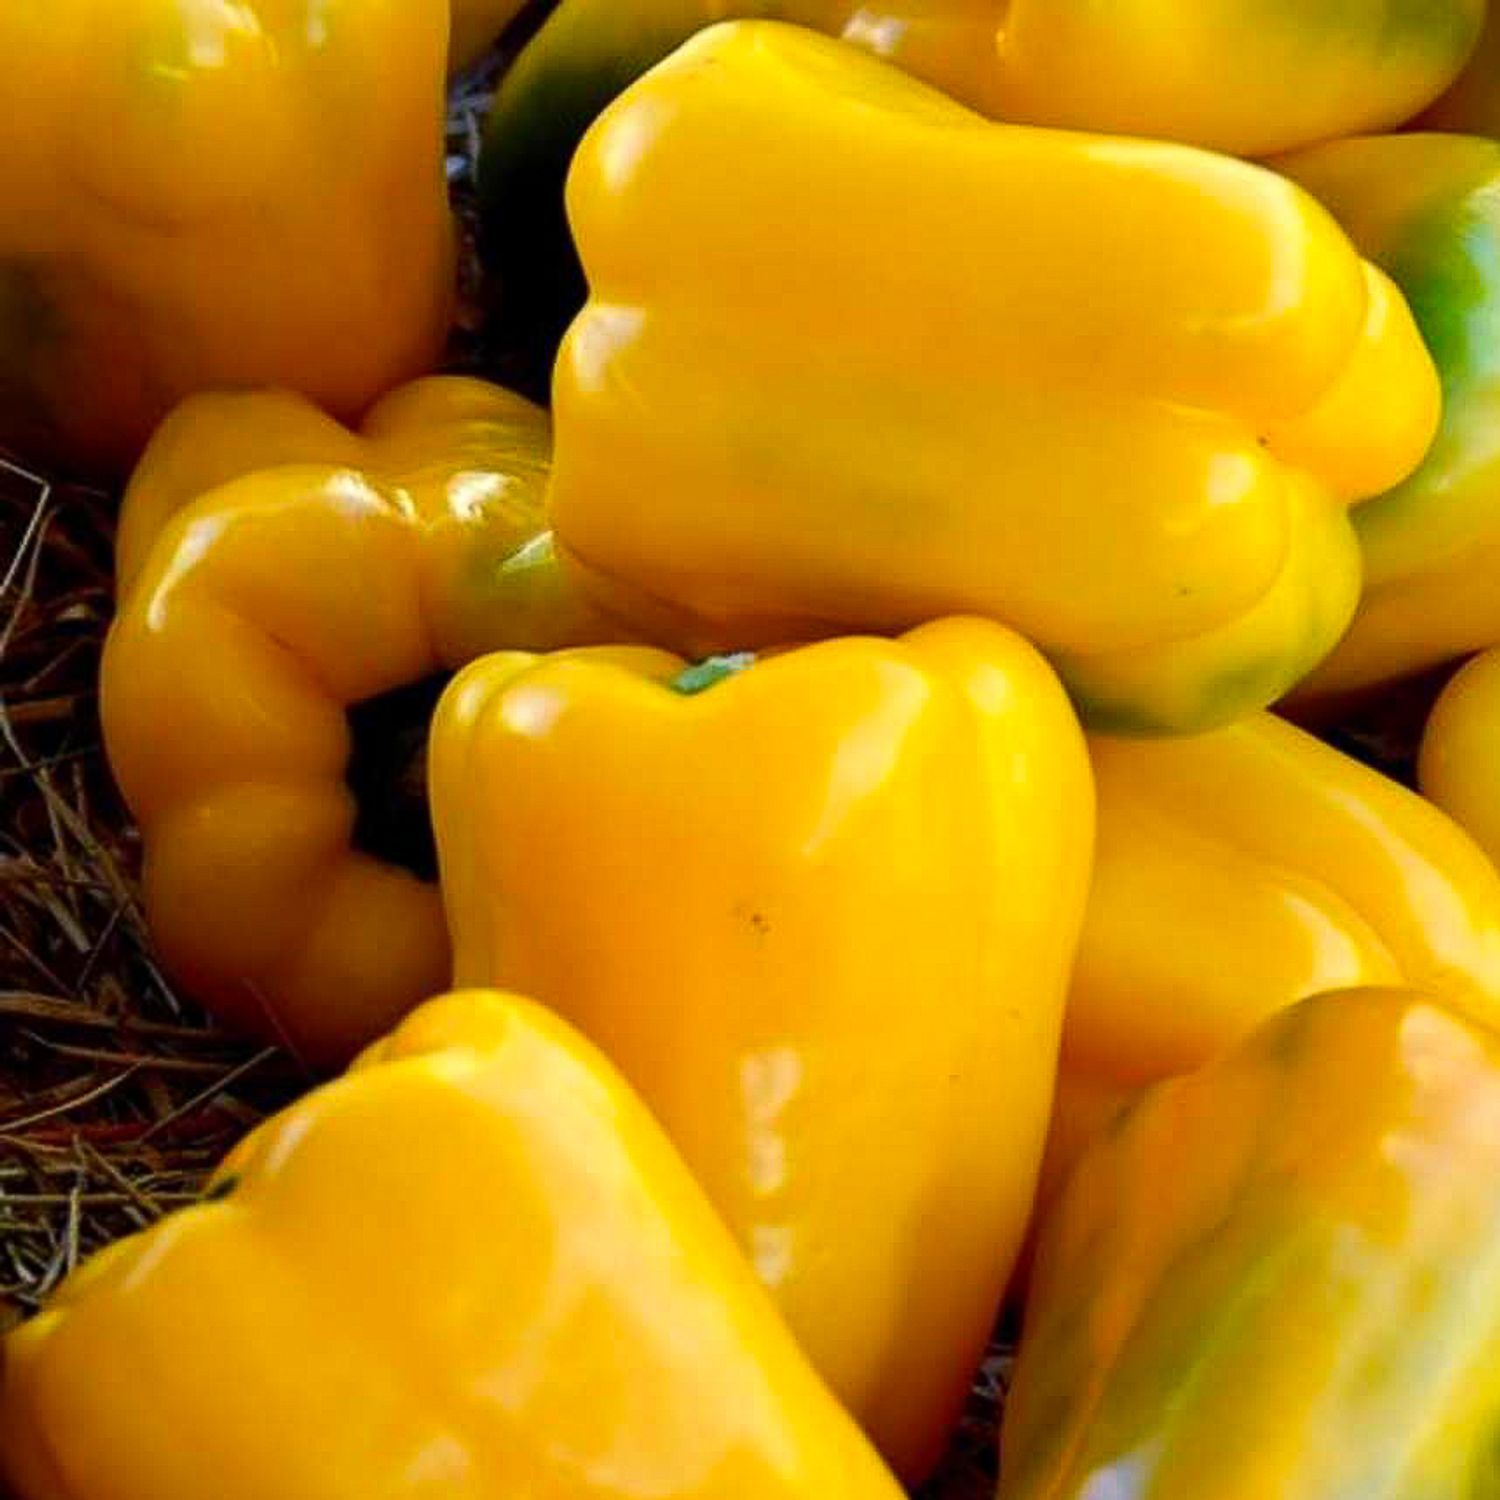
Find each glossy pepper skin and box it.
[0,990,905,1500]
[1001,988,1500,1500]
[102,378,623,1068]
[1421,3,1500,135]
[1279,135,1500,705]
[549,23,1441,736]
[0,1,453,476]
[479,1,1481,373]
[429,617,1094,1480]
[1420,647,1500,870]
[1048,711,1500,1201]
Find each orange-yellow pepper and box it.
[428,616,1094,1480]
[549,22,1441,734]
[102,377,624,1067]
[0,989,905,1500]
[1420,647,1500,870]
[1421,1,1500,134]
[0,0,453,475]
[479,0,1483,367]
[1047,711,1500,1201]
[1277,134,1500,705]
[1003,988,1500,1500]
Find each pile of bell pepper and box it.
[8,1,1500,1495]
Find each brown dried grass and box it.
[0,455,307,1324]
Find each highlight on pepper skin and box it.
[0,989,907,1500]
[548,22,1442,736]
[428,616,1095,1482]
[102,377,626,1069]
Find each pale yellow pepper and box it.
[104,377,623,1067]
[550,22,1441,734]
[429,617,1094,1480]
[1,990,905,1500]
[1046,711,1500,1202]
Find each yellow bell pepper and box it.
[102,377,624,1068]
[428,616,1094,1480]
[0,0,455,477]
[1278,134,1500,705]
[0,989,904,1500]
[449,0,529,73]
[1002,987,1500,1500]
[1420,647,1500,871]
[1047,711,1500,1202]
[549,22,1441,735]
[479,1,1483,368]
[1421,2,1500,134]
